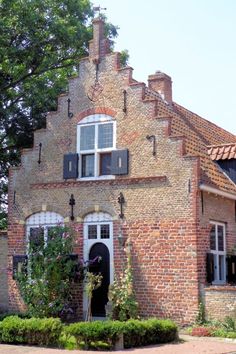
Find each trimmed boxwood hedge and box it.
[122,319,178,348]
[0,316,178,349]
[65,318,178,349]
[0,316,62,346]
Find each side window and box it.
[207,222,226,284]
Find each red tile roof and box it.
[208,143,236,161]
[144,88,236,194]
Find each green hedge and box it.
[65,318,178,349]
[64,320,124,349]
[122,319,178,348]
[0,316,178,349]
[0,316,62,346]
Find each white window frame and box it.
[77,114,116,180]
[25,211,64,254]
[210,221,226,285]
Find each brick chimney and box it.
[89,18,111,63]
[148,71,172,104]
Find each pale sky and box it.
[98,0,236,136]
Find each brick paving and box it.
[1,336,236,354]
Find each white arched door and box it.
[83,212,114,318]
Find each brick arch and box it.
[24,208,66,222]
[76,107,116,123]
[79,207,116,221]
[25,211,64,225]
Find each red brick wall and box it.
[122,219,199,324]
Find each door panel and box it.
[89,242,110,317]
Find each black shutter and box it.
[206,253,214,284]
[111,149,129,175]
[63,153,79,179]
[227,256,236,284]
[13,255,28,279]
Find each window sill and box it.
[78,175,115,181]
[205,284,236,291]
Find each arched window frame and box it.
[25,211,64,253]
[77,114,116,180]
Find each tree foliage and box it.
[0,0,119,227]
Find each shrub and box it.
[0,312,30,322]
[220,316,236,332]
[123,319,178,348]
[65,318,178,349]
[17,225,82,318]
[64,320,125,349]
[0,316,63,346]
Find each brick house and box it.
[7,17,236,324]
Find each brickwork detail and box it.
[205,287,236,320]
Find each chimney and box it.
[89,18,110,63]
[148,71,172,104]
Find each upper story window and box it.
[207,221,226,284]
[77,114,116,179]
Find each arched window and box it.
[84,212,113,241]
[77,114,116,179]
[25,211,64,252]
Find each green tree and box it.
[0,0,119,228]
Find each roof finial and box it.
[93,5,107,17]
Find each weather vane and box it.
[93,5,107,16]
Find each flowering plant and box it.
[108,240,138,321]
[17,225,84,318]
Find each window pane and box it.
[29,227,44,252]
[210,225,216,250]
[219,255,225,281]
[100,153,111,175]
[98,123,113,148]
[101,224,110,239]
[218,225,224,251]
[80,125,95,150]
[88,225,97,239]
[82,154,94,177]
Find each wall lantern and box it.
[118,231,125,247]
[69,194,75,221]
[118,192,125,219]
[38,143,42,164]
[67,98,73,118]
